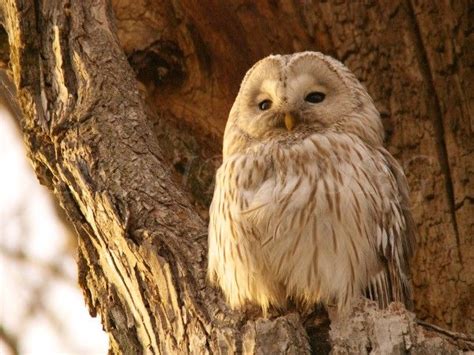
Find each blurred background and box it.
[0,102,108,354]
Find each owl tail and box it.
[365,264,413,310]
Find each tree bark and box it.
[0,0,472,354]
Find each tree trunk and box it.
[0,0,472,353]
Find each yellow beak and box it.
[284,113,295,131]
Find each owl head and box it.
[223,51,384,157]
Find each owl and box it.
[208,51,415,314]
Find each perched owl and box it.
[208,51,415,314]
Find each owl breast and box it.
[249,131,387,308]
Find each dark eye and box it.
[258,99,272,111]
[305,92,326,103]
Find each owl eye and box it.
[258,99,272,111]
[305,92,326,103]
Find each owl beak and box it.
[284,113,296,131]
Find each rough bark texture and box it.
[0,0,472,354]
[330,299,473,354]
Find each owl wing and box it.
[367,148,416,309]
[208,153,282,309]
[208,155,254,288]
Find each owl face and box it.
[236,54,355,139]
[224,52,383,156]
